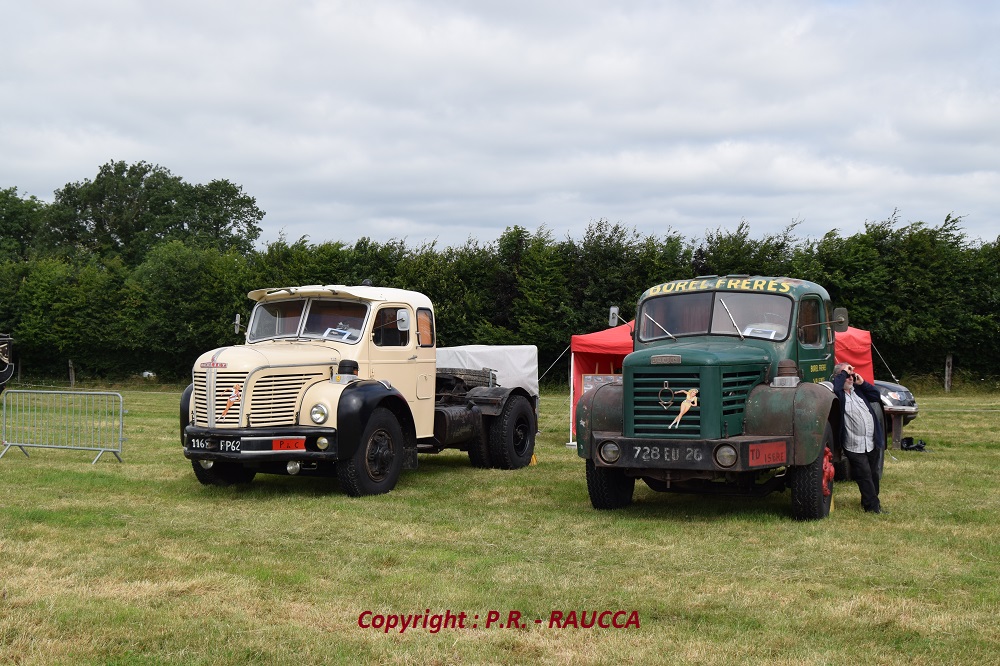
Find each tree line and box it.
[1,162,997,383]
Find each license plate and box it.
[628,444,705,464]
[188,437,214,450]
[748,441,786,467]
[218,438,242,453]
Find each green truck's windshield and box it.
[638,292,793,342]
[248,299,369,343]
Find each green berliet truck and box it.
[575,275,854,520]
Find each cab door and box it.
[796,296,833,383]
[368,304,434,437]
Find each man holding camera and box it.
[833,362,886,514]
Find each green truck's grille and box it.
[628,365,765,439]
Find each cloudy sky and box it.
[3,1,998,249]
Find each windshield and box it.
[248,299,369,343]
[638,292,793,342]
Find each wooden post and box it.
[69,359,75,388]
[944,353,953,393]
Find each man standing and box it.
[833,362,886,514]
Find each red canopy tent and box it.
[569,322,633,441]
[833,326,875,382]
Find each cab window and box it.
[416,308,435,348]
[373,307,410,347]
[797,298,823,346]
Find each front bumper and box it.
[585,432,793,472]
[183,425,340,462]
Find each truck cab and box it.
[182,285,537,496]
[576,275,850,520]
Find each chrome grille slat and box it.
[248,373,324,427]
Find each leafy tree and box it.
[0,187,45,262]
[44,161,262,266]
[13,257,134,377]
[127,241,250,378]
[691,219,798,277]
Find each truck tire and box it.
[467,427,493,468]
[437,368,493,389]
[192,460,257,486]
[789,423,834,520]
[488,394,536,469]
[337,407,404,496]
[180,384,193,446]
[586,460,635,510]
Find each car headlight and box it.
[714,444,738,468]
[598,441,621,464]
[309,403,329,424]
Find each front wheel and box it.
[191,460,256,486]
[586,460,635,510]
[789,423,835,520]
[488,395,536,469]
[337,407,404,496]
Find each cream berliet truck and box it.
[181,284,537,496]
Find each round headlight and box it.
[309,403,329,424]
[599,441,621,464]
[714,444,738,468]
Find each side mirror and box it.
[609,306,620,327]
[396,309,411,332]
[832,307,849,333]
[234,313,241,334]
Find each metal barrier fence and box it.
[1,390,125,463]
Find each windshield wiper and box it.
[643,312,676,340]
[718,298,745,341]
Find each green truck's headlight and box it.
[599,441,621,464]
[714,444,738,468]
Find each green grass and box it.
[1,386,999,665]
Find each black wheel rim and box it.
[364,429,394,481]
[512,414,531,457]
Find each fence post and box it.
[69,360,75,388]
[944,353,953,392]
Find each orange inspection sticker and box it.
[748,441,787,467]
[272,438,306,451]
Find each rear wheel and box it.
[789,423,835,520]
[488,395,536,469]
[337,407,404,496]
[467,426,493,468]
[586,460,635,510]
[191,460,256,486]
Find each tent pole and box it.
[567,351,575,447]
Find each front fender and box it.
[745,382,835,465]
[575,382,624,459]
[336,380,410,459]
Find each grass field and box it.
[1,385,998,665]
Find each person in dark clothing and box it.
[833,362,887,514]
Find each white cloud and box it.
[2,0,998,249]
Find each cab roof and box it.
[247,285,434,310]
[640,275,830,302]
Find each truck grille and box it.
[629,365,765,439]
[193,371,247,427]
[191,370,324,427]
[631,368,701,437]
[248,373,324,427]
